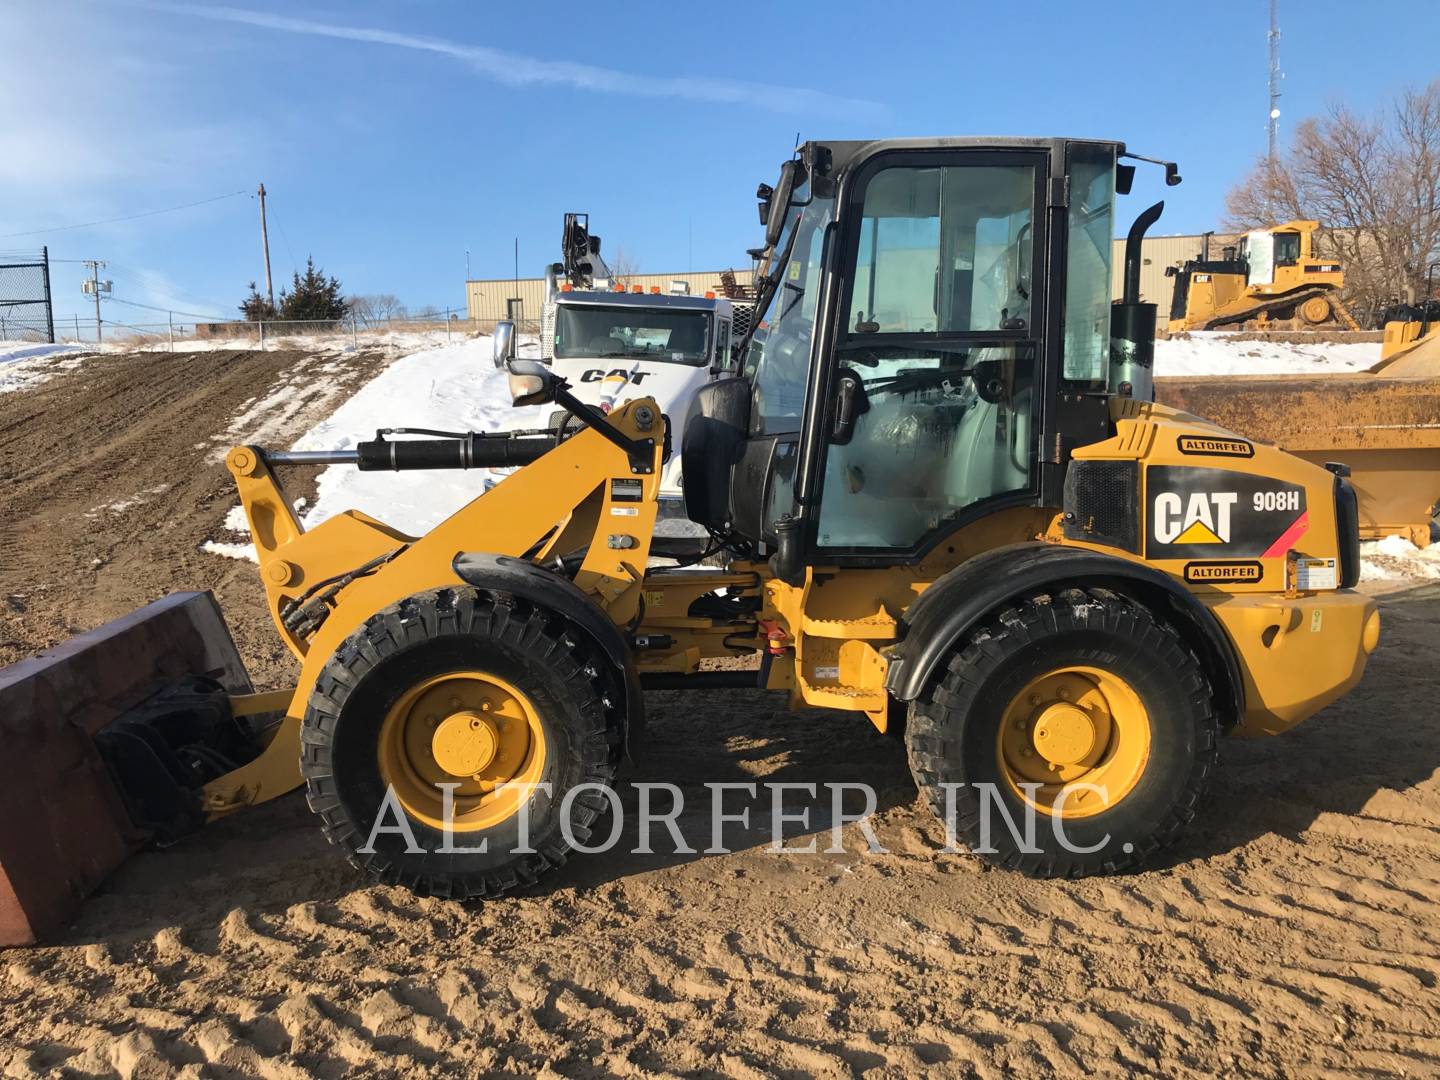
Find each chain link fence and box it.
[0,249,54,343]
[1,308,544,350]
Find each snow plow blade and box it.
[1155,374,1440,546]
[0,592,254,946]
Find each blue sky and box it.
[4,0,1438,327]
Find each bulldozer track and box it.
[0,347,393,680]
[1201,284,1343,330]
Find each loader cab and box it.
[685,137,1148,573]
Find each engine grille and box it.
[1063,460,1140,553]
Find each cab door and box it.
[807,150,1049,557]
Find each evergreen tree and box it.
[277,257,349,321]
[239,281,277,321]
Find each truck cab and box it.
[493,285,746,532]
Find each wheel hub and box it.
[377,670,546,832]
[996,666,1151,818]
[1032,703,1097,765]
[431,711,500,776]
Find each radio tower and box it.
[1267,0,1283,213]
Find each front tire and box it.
[300,587,621,899]
[906,587,1217,877]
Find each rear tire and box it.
[300,587,620,899]
[906,587,1217,877]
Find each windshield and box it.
[744,179,836,431]
[554,304,710,365]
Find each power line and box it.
[0,190,251,240]
[108,296,229,321]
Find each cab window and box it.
[818,157,1041,553]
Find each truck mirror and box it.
[492,320,516,368]
[507,359,557,407]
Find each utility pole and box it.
[81,260,109,343]
[258,182,274,308]
[1267,0,1283,214]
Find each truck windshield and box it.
[554,304,710,366]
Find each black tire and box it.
[906,587,1218,878]
[300,587,621,899]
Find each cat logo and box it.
[1154,491,1236,545]
[1145,466,1307,559]
[581,368,651,384]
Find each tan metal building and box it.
[466,269,754,325]
[467,239,1230,325]
[1109,232,1239,310]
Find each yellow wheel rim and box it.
[377,671,546,832]
[995,666,1151,819]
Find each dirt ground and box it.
[2,349,1439,1078]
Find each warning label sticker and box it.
[1295,557,1338,591]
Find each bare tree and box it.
[1225,80,1440,313]
[348,293,408,327]
[607,246,639,287]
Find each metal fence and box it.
[0,249,54,343]
[0,307,543,350]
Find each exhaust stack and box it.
[1111,200,1165,401]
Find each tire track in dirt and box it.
[2,593,1437,1079]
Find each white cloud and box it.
[141,3,885,118]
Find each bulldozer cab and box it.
[686,138,1134,571]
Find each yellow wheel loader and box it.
[1166,220,1358,331]
[0,137,1382,944]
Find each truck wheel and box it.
[906,587,1217,877]
[300,587,620,898]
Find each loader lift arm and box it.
[202,385,670,821]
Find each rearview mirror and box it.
[492,320,516,368]
[507,359,558,407]
[765,161,799,248]
[755,181,774,228]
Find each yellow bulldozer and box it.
[1166,220,1358,331]
[0,137,1383,944]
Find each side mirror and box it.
[765,161,799,248]
[492,320,516,368]
[507,359,558,407]
[755,181,774,228]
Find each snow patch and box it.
[87,484,169,517]
[0,345,90,394]
[201,540,259,563]
[294,337,547,535]
[1153,333,1380,377]
[1359,534,1440,582]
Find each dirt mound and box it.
[0,347,392,686]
